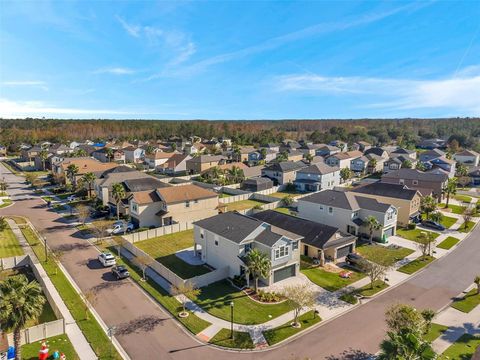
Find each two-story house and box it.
[418,149,456,177]
[185,155,226,174]
[329,140,348,152]
[92,148,125,163]
[350,182,422,225]
[157,153,192,175]
[297,189,398,241]
[383,155,418,173]
[316,145,340,157]
[261,161,307,185]
[381,168,448,200]
[454,150,480,167]
[325,150,362,169]
[193,211,301,285]
[293,163,340,192]
[145,151,178,170]
[123,146,145,163]
[129,184,219,228]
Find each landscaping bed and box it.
[451,288,480,313]
[397,256,435,275]
[396,228,440,242]
[195,280,292,325]
[209,328,254,349]
[0,199,13,208]
[437,236,460,250]
[135,230,211,279]
[263,310,321,346]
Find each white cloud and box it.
[116,15,141,37]
[274,68,480,115]
[93,67,137,75]
[2,80,48,91]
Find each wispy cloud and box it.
[93,67,137,75]
[116,16,196,65]
[2,80,48,91]
[274,67,480,114]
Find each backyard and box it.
[268,190,303,199]
[194,280,292,325]
[356,243,414,263]
[135,229,211,279]
[396,228,440,242]
[21,335,79,360]
[225,199,268,211]
[0,223,23,258]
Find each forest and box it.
[1,117,480,150]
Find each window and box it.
[200,230,204,239]
[194,199,199,204]
[292,241,299,250]
[399,179,405,185]
[351,211,359,219]
[214,240,219,246]
[244,243,252,252]
[412,180,418,185]
[328,207,333,214]
[185,200,190,208]
[274,245,289,260]
[319,205,324,211]
[132,204,138,212]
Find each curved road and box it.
[1,163,477,360]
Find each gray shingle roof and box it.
[351,182,419,200]
[300,189,392,212]
[298,163,339,175]
[255,229,283,247]
[382,168,448,182]
[123,177,169,192]
[263,161,306,173]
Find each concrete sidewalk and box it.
[7,219,97,360]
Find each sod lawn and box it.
[439,334,480,360]
[458,220,476,233]
[356,244,414,263]
[195,280,292,325]
[0,223,23,258]
[0,199,13,208]
[263,311,321,345]
[437,236,460,250]
[301,261,365,292]
[397,256,435,275]
[396,228,440,242]
[454,194,472,203]
[451,288,480,313]
[135,229,211,279]
[421,214,457,229]
[357,280,389,297]
[424,323,448,342]
[274,207,294,215]
[440,203,466,215]
[226,199,268,211]
[21,335,79,360]
[209,328,254,349]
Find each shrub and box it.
[257,289,281,303]
[408,223,416,230]
[339,292,358,305]
[231,275,246,288]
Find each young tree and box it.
[25,172,40,188]
[82,172,96,199]
[66,164,79,189]
[340,168,352,183]
[421,309,436,335]
[429,211,443,224]
[456,163,468,178]
[359,248,396,289]
[365,215,382,244]
[111,183,126,220]
[39,149,49,170]
[443,177,458,208]
[171,281,201,317]
[245,249,271,292]
[105,147,114,162]
[93,220,113,242]
[135,254,153,281]
[416,232,436,259]
[281,284,316,328]
[0,275,46,360]
[305,153,313,164]
[420,195,437,220]
[260,148,267,160]
[76,204,90,225]
[401,160,412,169]
[282,194,294,207]
[462,206,475,230]
[112,236,128,257]
[0,178,8,193]
[368,158,378,173]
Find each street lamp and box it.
[230,301,234,339]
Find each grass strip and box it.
[263,310,321,346]
[209,328,254,349]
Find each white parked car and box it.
[66,195,77,202]
[98,252,116,267]
[109,221,134,235]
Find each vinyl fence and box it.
[0,254,29,270]
[12,320,65,346]
[123,221,194,243]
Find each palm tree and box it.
[74,148,87,157]
[245,249,271,293]
[260,148,267,160]
[39,149,49,170]
[340,168,352,183]
[443,177,458,208]
[421,195,437,220]
[82,172,96,199]
[365,215,382,244]
[228,166,244,184]
[401,160,412,169]
[105,147,114,162]
[305,153,313,164]
[368,158,378,173]
[66,164,79,189]
[429,211,443,224]
[377,329,436,360]
[112,183,126,220]
[0,275,46,360]
[145,144,155,155]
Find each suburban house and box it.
[193,211,301,285]
[350,182,422,225]
[468,167,480,186]
[185,155,226,174]
[419,149,456,177]
[235,147,257,162]
[92,148,125,163]
[54,157,118,185]
[261,161,307,185]
[145,151,177,170]
[293,163,340,192]
[316,145,340,157]
[383,155,418,173]
[253,210,357,262]
[157,153,192,175]
[262,143,280,153]
[391,148,417,160]
[123,146,145,163]
[241,177,274,192]
[129,184,219,228]
[329,140,348,152]
[364,147,389,159]
[351,153,385,174]
[297,189,398,241]
[299,143,323,157]
[354,141,372,152]
[286,149,304,162]
[417,138,447,150]
[381,168,448,199]
[454,150,480,167]
[184,142,206,155]
[21,145,43,162]
[325,150,362,169]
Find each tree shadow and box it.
[115,315,167,336]
[325,348,374,360]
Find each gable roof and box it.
[364,147,387,157]
[392,148,416,155]
[124,177,170,192]
[456,149,480,157]
[382,168,448,182]
[60,158,118,175]
[298,162,339,175]
[263,161,306,173]
[131,190,161,204]
[187,155,225,163]
[156,184,217,204]
[351,182,419,200]
[194,212,262,243]
[328,150,363,161]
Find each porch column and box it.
[193,243,198,257]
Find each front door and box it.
[303,245,309,256]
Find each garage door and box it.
[336,244,353,259]
[384,227,395,238]
[273,265,296,283]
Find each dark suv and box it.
[345,253,365,268]
[111,265,130,280]
[421,220,445,231]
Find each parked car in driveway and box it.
[421,220,445,231]
[90,209,110,219]
[111,265,130,279]
[345,253,366,268]
[98,252,116,267]
[109,221,134,235]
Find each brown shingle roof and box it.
[157,184,218,204]
[131,190,161,204]
[60,158,118,175]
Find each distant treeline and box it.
[1,118,480,150]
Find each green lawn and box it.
[397,228,440,242]
[437,236,460,250]
[357,280,389,297]
[42,195,55,202]
[21,334,79,360]
[439,334,480,360]
[424,323,448,342]
[209,328,254,349]
[274,207,294,215]
[451,288,480,313]
[263,310,321,346]
[301,262,365,292]
[356,244,415,264]
[458,220,475,233]
[104,245,210,335]
[0,199,13,208]
[17,222,122,359]
[440,203,466,215]
[219,193,232,198]
[195,280,292,325]
[226,199,268,211]
[136,229,211,279]
[25,298,57,328]
[454,194,472,203]
[397,256,435,275]
[0,224,23,258]
[269,191,302,199]
[421,214,457,228]
[339,292,358,304]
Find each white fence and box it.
[0,255,30,270]
[11,320,65,346]
[123,241,229,288]
[123,221,194,243]
[218,192,251,204]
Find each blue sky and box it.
[1,0,479,119]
